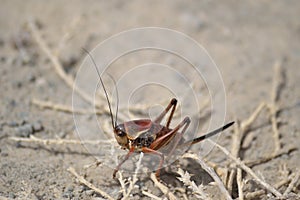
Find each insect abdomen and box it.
[134,135,155,148]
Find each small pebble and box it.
[2,152,8,157]
[78,185,86,192]
[8,193,15,199]
[14,81,23,88]
[32,121,43,132]
[27,74,36,83]
[15,124,33,137]
[66,185,74,192]
[86,190,94,196]
[7,121,18,127]
[0,56,6,62]
[62,191,73,198]
[58,131,67,138]
[9,100,16,107]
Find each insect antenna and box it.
[82,48,115,129]
[106,74,119,127]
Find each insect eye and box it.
[115,126,126,137]
[117,131,125,137]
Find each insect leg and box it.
[141,147,164,179]
[113,146,135,178]
[154,98,177,128]
[167,117,191,157]
[178,121,235,148]
[150,117,191,150]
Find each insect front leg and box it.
[113,146,135,178]
[154,98,177,128]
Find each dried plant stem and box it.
[227,169,235,195]
[67,167,114,200]
[237,168,244,200]
[245,172,294,199]
[240,102,266,133]
[227,103,266,194]
[196,155,232,200]
[230,102,266,164]
[269,61,285,153]
[269,103,281,154]
[142,190,162,200]
[117,171,127,198]
[176,168,208,199]
[227,121,240,195]
[31,98,99,114]
[207,139,283,198]
[245,190,265,199]
[9,135,114,146]
[271,61,285,106]
[150,173,177,200]
[31,98,148,122]
[121,153,144,199]
[283,170,300,196]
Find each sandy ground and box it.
[1,1,300,199]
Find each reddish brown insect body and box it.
[84,49,234,179]
[112,98,234,179]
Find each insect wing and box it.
[124,119,153,140]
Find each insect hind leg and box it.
[166,116,191,157]
[150,116,191,151]
[154,98,177,128]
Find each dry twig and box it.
[184,153,232,200]
[240,102,266,133]
[207,139,283,198]
[245,171,295,199]
[269,61,285,153]
[227,103,266,194]
[176,168,208,199]
[67,167,114,200]
[150,173,177,200]
[283,170,300,196]
[120,153,144,200]
[9,135,114,146]
[237,168,243,200]
[142,190,162,200]
[31,98,98,114]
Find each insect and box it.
[84,49,234,179]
